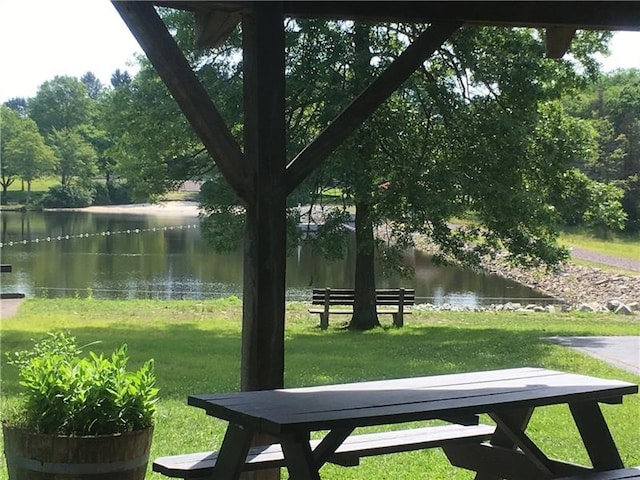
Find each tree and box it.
[0,106,22,194]
[563,69,640,232]
[295,25,615,329]
[28,76,93,135]
[49,128,98,186]
[3,97,28,117]
[101,10,243,200]
[1,106,55,199]
[110,69,132,88]
[81,71,105,100]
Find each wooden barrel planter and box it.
[2,424,153,480]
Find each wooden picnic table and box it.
[187,367,637,480]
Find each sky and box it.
[1,0,639,103]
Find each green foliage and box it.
[582,180,628,237]
[28,76,94,135]
[0,106,55,196]
[49,128,98,186]
[552,168,627,237]
[107,181,134,205]
[91,181,111,205]
[562,69,640,232]
[40,184,95,208]
[5,332,158,436]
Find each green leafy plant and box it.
[4,332,158,436]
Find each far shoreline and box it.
[44,200,202,217]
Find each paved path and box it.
[0,297,25,319]
[547,336,640,376]
[570,247,640,273]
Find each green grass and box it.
[1,298,639,479]
[559,231,640,261]
[5,176,59,193]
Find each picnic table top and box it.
[189,367,638,435]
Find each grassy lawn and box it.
[1,298,639,479]
[559,231,640,261]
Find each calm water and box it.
[0,211,551,306]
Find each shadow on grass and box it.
[1,322,557,401]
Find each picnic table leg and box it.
[280,432,322,480]
[474,407,534,480]
[569,401,624,470]
[212,423,255,480]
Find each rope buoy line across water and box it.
[0,224,200,249]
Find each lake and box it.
[0,210,551,306]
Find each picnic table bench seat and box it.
[153,423,495,478]
[556,468,640,480]
[309,287,415,329]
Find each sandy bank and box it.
[50,201,202,217]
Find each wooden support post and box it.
[241,1,286,392]
[321,288,331,330]
[394,288,405,327]
[241,4,286,479]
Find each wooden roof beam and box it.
[194,9,241,48]
[154,1,640,32]
[112,1,249,201]
[285,21,461,194]
[545,26,577,58]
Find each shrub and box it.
[4,332,158,435]
[40,184,94,208]
[108,181,134,205]
[91,182,111,205]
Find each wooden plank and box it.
[285,22,460,193]
[153,424,495,477]
[279,1,640,30]
[155,1,640,31]
[188,369,637,434]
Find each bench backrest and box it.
[312,288,415,306]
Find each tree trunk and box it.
[349,199,380,330]
[348,23,380,331]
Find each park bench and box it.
[153,423,495,478]
[309,287,415,329]
[556,468,640,479]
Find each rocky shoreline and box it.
[413,236,640,315]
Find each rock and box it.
[579,303,599,312]
[614,303,633,315]
[606,300,623,312]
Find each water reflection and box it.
[0,211,551,306]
